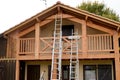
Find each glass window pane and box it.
[85,70,96,80]
[98,65,112,80]
[84,65,96,80]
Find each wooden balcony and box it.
[18,34,114,59]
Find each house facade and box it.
[0,2,120,80]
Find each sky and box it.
[0,0,120,33]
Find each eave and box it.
[3,1,120,36]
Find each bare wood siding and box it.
[21,30,35,38]
[0,60,16,80]
[0,36,7,58]
[40,21,54,37]
[8,36,17,58]
[7,31,18,58]
[87,27,107,35]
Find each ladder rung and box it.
[71,71,75,73]
[71,61,77,63]
[53,62,59,64]
[71,66,76,68]
[56,23,61,25]
[56,18,61,21]
[55,33,60,35]
[56,29,60,31]
[71,77,76,79]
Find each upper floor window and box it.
[62,25,74,36]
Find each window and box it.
[62,65,69,80]
[62,25,74,36]
[84,65,112,80]
[98,65,112,80]
[84,65,96,80]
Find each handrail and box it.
[87,34,113,52]
[18,34,114,54]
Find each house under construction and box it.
[0,2,120,80]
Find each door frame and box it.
[25,63,40,80]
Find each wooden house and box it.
[0,2,120,80]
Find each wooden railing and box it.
[18,34,114,55]
[19,36,82,55]
[19,38,35,54]
[87,34,114,52]
[40,36,82,53]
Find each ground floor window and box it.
[84,65,112,80]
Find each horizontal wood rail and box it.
[87,34,114,52]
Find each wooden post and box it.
[35,23,40,58]
[82,21,87,56]
[113,31,120,80]
[16,60,20,80]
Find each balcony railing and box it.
[19,38,35,54]
[40,36,82,53]
[18,34,114,55]
[87,34,114,52]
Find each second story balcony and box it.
[18,34,114,56]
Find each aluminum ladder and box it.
[51,14,62,80]
[69,31,79,80]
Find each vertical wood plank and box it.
[110,35,112,50]
[15,60,19,80]
[82,21,87,55]
[113,31,120,80]
[35,23,40,58]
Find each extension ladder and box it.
[51,14,62,80]
[69,31,79,80]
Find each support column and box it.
[35,23,40,58]
[113,31,120,80]
[82,21,87,56]
[16,60,20,80]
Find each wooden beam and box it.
[113,31,120,80]
[18,15,54,37]
[82,21,87,55]
[66,16,84,24]
[35,23,40,58]
[39,19,53,27]
[44,14,75,20]
[18,26,35,37]
[87,21,114,35]
[15,60,20,80]
[35,17,40,22]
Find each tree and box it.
[77,1,120,21]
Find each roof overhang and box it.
[3,1,120,36]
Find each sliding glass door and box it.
[84,65,112,80]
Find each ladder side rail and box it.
[69,29,74,80]
[50,15,57,80]
[76,35,80,80]
[58,15,62,80]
